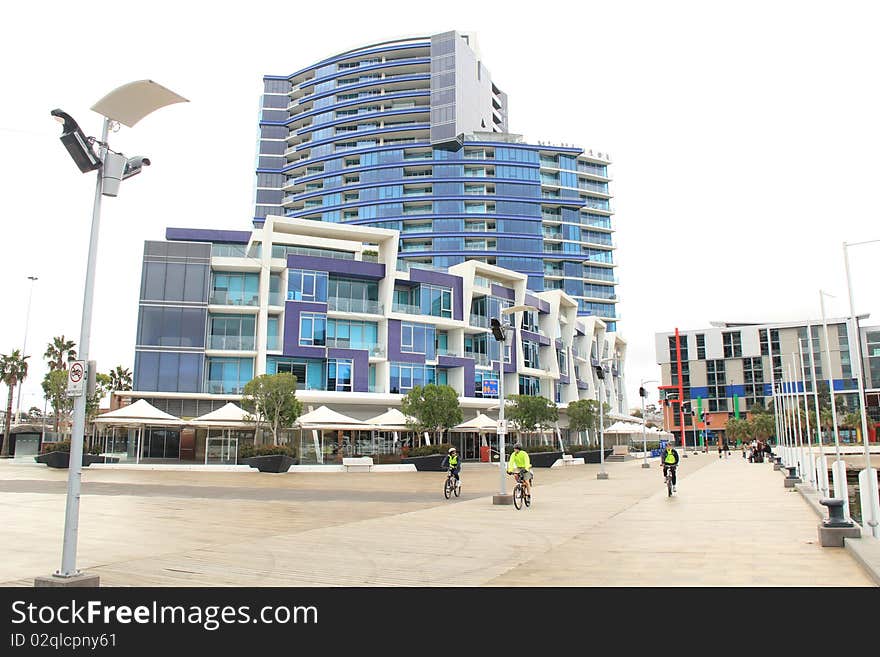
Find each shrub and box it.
[564,444,593,454]
[239,444,295,459]
[407,443,452,457]
[525,443,562,453]
[374,453,402,464]
[42,440,70,453]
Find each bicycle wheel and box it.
[513,484,523,510]
[453,479,461,497]
[444,477,453,499]
[667,476,673,497]
[524,488,531,507]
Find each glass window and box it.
[327,358,353,392]
[287,269,329,302]
[205,357,254,394]
[299,313,327,346]
[401,323,436,360]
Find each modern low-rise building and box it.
[254,31,618,327]
[654,320,880,446]
[123,217,627,461]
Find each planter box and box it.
[34,452,119,469]
[527,450,563,468]
[401,453,446,471]
[571,449,613,464]
[241,454,297,473]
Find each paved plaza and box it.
[0,453,875,587]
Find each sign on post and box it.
[67,360,86,397]
[497,419,507,435]
[482,378,499,397]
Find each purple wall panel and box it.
[490,284,515,301]
[409,268,464,320]
[288,255,385,279]
[283,301,328,358]
[386,319,425,364]
[327,348,369,392]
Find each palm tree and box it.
[1,350,30,457]
[44,336,76,371]
[841,411,863,443]
[108,366,133,392]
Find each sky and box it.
[1,0,878,415]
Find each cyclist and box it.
[507,443,533,499]
[661,440,680,492]
[441,447,461,487]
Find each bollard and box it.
[773,456,783,471]
[783,465,801,488]
[817,498,861,547]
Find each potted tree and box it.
[34,441,117,468]
[240,373,302,473]
[506,395,561,467]
[400,384,462,471]
[566,399,612,463]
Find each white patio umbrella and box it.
[295,406,368,464]
[93,399,183,463]
[188,402,256,464]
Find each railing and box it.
[469,314,489,328]
[465,352,491,367]
[324,338,385,357]
[209,292,259,307]
[464,243,494,250]
[578,181,609,193]
[327,297,383,314]
[436,348,461,358]
[268,292,284,306]
[208,336,255,351]
[401,243,431,252]
[543,230,562,239]
[392,302,421,315]
[204,380,247,395]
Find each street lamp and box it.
[640,379,658,469]
[842,240,880,538]
[15,275,38,425]
[595,356,615,479]
[820,289,849,520]
[41,81,187,587]
[489,304,537,505]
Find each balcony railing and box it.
[327,297,383,314]
[324,338,385,357]
[208,336,256,351]
[469,314,489,328]
[436,348,462,358]
[209,292,259,307]
[392,302,421,315]
[465,352,491,367]
[205,380,247,395]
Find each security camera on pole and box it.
[37,81,187,587]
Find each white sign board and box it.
[67,360,85,397]
[497,419,507,435]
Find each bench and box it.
[551,454,585,468]
[342,456,374,473]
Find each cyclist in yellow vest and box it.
[441,447,461,487]
[507,443,533,498]
[661,441,680,492]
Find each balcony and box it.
[205,380,247,395]
[268,291,284,306]
[465,352,491,367]
[469,314,489,328]
[392,302,421,315]
[436,348,462,358]
[208,336,256,351]
[209,291,259,307]
[327,297,383,314]
[325,338,385,357]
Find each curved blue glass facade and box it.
[254,32,617,324]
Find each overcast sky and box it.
[2,0,878,415]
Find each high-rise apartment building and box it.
[254,31,617,327]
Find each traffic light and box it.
[682,401,692,414]
[639,386,647,398]
[594,365,605,380]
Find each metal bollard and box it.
[783,465,801,488]
[817,498,860,547]
[819,498,853,528]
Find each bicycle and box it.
[443,470,461,499]
[510,469,532,510]
[664,465,677,497]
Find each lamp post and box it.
[595,356,615,479]
[640,379,658,469]
[842,239,880,537]
[805,330,829,497]
[490,304,537,505]
[820,289,849,520]
[41,82,187,586]
[15,275,38,425]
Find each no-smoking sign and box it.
[67,360,86,397]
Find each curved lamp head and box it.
[90,80,188,128]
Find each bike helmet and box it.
[513,443,523,449]
[448,447,456,453]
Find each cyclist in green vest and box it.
[507,443,533,498]
[661,441,680,492]
[441,447,462,486]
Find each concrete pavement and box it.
[0,453,874,587]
